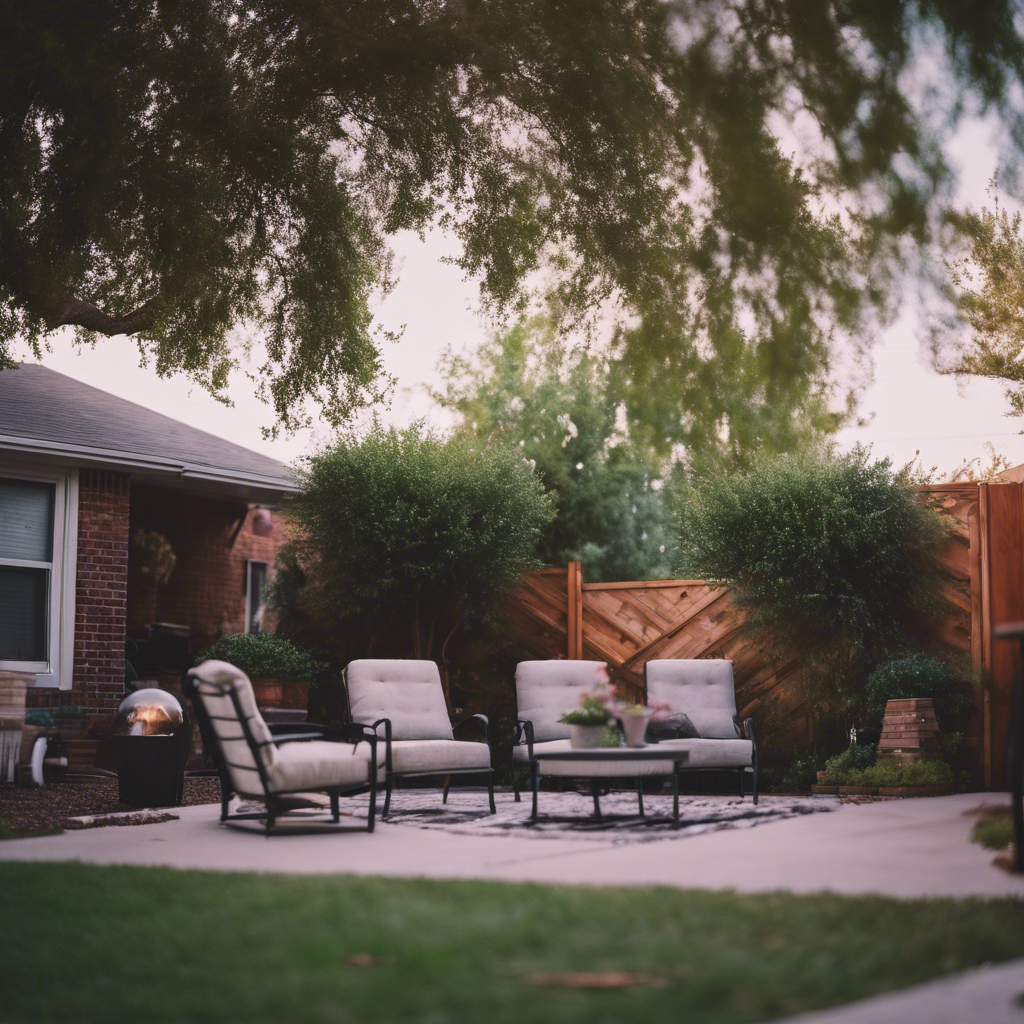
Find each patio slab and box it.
[1,791,1022,899]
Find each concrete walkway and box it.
[770,956,1024,1023]
[2,791,1023,899]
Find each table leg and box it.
[672,765,680,829]
[591,781,602,819]
[637,778,644,817]
[530,762,539,822]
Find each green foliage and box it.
[287,423,554,656]
[558,694,613,728]
[823,748,955,788]
[972,815,1015,851]
[864,656,974,729]
[944,197,1024,418]
[4,4,1024,430]
[675,446,950,711]
[197,633,325,686]
[436,314,675,581]
[771,752,822,793]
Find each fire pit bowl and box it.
[111,688,191,807]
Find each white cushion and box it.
[384,739,491,777]
[645,660,741,738]
[346,660,453,740]
[190,660,276,797]
[266,740,376,793]
[654,738,754,768]
[515,660,608,742]
[513,738,677,777]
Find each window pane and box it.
[0,566,48,661]
[0,479,55,561]
[248,562,267,634]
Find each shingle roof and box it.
[0,364,295,492]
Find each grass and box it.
[2,864,1024,1023]
[973,813,1016,851]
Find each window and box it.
[0,470,77,685]
[246,561,268,634]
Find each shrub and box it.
[972,815,1015,851]
[197,632,325,685]
[863,656,974,729]
[674,445,949,713]
[823,749,954,787]
[773,752,821,792]
[286,423,554,658]
[822,743,877,784]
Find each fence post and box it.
[567,561,583,659]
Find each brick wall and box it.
[73,470,130,713]
[127,484,286,655]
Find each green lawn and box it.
[2,862,1023,1023]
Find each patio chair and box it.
[644,659,758,803]
[344,659,494,818]
[183,660,380,834]
[512,660,675,818]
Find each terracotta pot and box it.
[251,677,308,711]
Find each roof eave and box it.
[0,433,299,495]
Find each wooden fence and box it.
[504,480,1024,787]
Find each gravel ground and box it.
[0,775,221,836]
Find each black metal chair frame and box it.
[183,671,378,835]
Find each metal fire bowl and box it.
[112,687,187,739]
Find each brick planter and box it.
[877,785,955,797]
[251,677,308,711]
[811,785,839,795]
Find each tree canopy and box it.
[4,1,1024,429]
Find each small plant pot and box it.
[569,724,608,749]
[617,712,652,748]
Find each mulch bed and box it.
[0,775,221,836]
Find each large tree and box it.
[3,2,1023,430]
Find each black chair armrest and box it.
[370,718,393,772]
[267,722,327,737]
[453,713,489,745]
[743,717,757,752]
[514,717,535,758]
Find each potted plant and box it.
[196,633,325,710]
[558,668,618,748]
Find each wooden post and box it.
[567,561,583,660]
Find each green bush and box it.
[821,743,877,784]
[823,749,954,787]
[773,752,821,792]
[972,815,1015,851]
[286,423,554,658]
[197,632,325,685]
[674,445,949,712]
[863,656,974,729]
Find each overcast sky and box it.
[17,112,1024,480]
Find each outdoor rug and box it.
[378,789,835,844]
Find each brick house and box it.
[0,364,296,720]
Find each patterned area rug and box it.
[379,789,835,843]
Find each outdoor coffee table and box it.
[527,745,691,828]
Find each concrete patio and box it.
[1,791,1022,900]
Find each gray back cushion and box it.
[189,659,275,797]
[346,659,453,741]
[515,660,608,742]
[645,659,740,739]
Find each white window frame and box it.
[0,466,78,688]
[245,559,268,635]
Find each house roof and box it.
[0,364,297,495]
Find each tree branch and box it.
[39,294,156,336]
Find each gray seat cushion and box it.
[513,738,677,777]
[267,740,378,793]
[346,659,454,740]
[515,660,608,742]
[645,659,741,739]
[384,739,491,777]
[654,737,754,768]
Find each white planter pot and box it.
[618,712,651,748]
[569,724,607,749]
